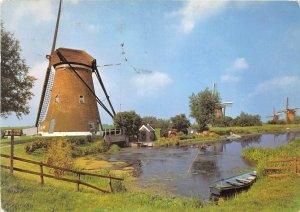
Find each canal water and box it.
[107,132,300,199]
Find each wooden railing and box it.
[265,157,300,178]
[0,154,124,193]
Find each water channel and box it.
[107,132,300,199]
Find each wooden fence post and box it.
[77,173,80,191]
[294,157,297,174]
[109,175,113,193]
[10,131,14,176]
[40,162,44,185]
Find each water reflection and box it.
[107,132,300,199]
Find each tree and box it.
[1,23,36,118]
[141,116,159,127]
[212,116,233,127]
[170,114,190,134]
[189,88,220,131]
[113,111,142,138]
[233,112,262,126]
[141,116,170,137]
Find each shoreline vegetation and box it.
[1,124,300,211]
[155,124,300,147]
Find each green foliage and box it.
[113,111,142,137]
[24,138,50,154]
[170,113,190,134]
[233,112,262,127]
[189,88,221,131]
[44,138,73,177]
[72,141,109,157]
[212,116,234,127]
[1,23,36,119]
[141,116,170,137]
[293,116,300,124]
[108,144,121,153]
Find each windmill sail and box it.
[35,0,62,127]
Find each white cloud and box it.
[250,76,300,97]
[232,57,249,71]
[131,72,172,96]
[221,57,249,82]
[9,0,55,29]
[167,1,229,33]
[221,75,240,82]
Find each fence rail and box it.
[0,153,124,193]
[265,157,299,178]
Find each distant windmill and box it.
[212,83,233,118]
[278,97,299,124]
[266,107,283,124]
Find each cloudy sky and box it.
[1,0,300,127]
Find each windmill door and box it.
[49,119,55,134]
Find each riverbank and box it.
[154,124,300,147]
[1,136,300,211]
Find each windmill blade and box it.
[35,0,62,127]
[93,62,116,116]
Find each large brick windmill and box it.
[35,0,116,136]
[279,97,299,124]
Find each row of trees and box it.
[113,112,191,138]
[212,112,262,127]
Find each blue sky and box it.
[1,0,300,127]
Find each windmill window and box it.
[79,95,85,104]
[55,95,59,103]
[88,121,95,129]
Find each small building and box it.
[139,124,156,142]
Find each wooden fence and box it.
[265,157,300,178]
[0,153,124,193]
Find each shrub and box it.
[232,112,262,127]
[44,138,73,177]
[71,141,109,157]
[24,138,51,154]
[108,144,121,153]
[212,116,233,127]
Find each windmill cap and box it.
[50,47,95,68]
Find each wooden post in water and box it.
[10,130,14,176]
[40,162,44,185]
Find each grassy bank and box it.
[155,124,300,147]
[211,123,300,135]
[2,136,300,211]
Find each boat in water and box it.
[209,171,257,196]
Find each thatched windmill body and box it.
[35,0,115,136]
[266,108,283,124]
[279,97,298,124]
[212,84,233,118]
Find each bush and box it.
[71,141,109,157]
[212,116,233,127]
[24,138,51,154]
[44,138,73,177]
[232,112,262,127]
[108,144,121,153]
